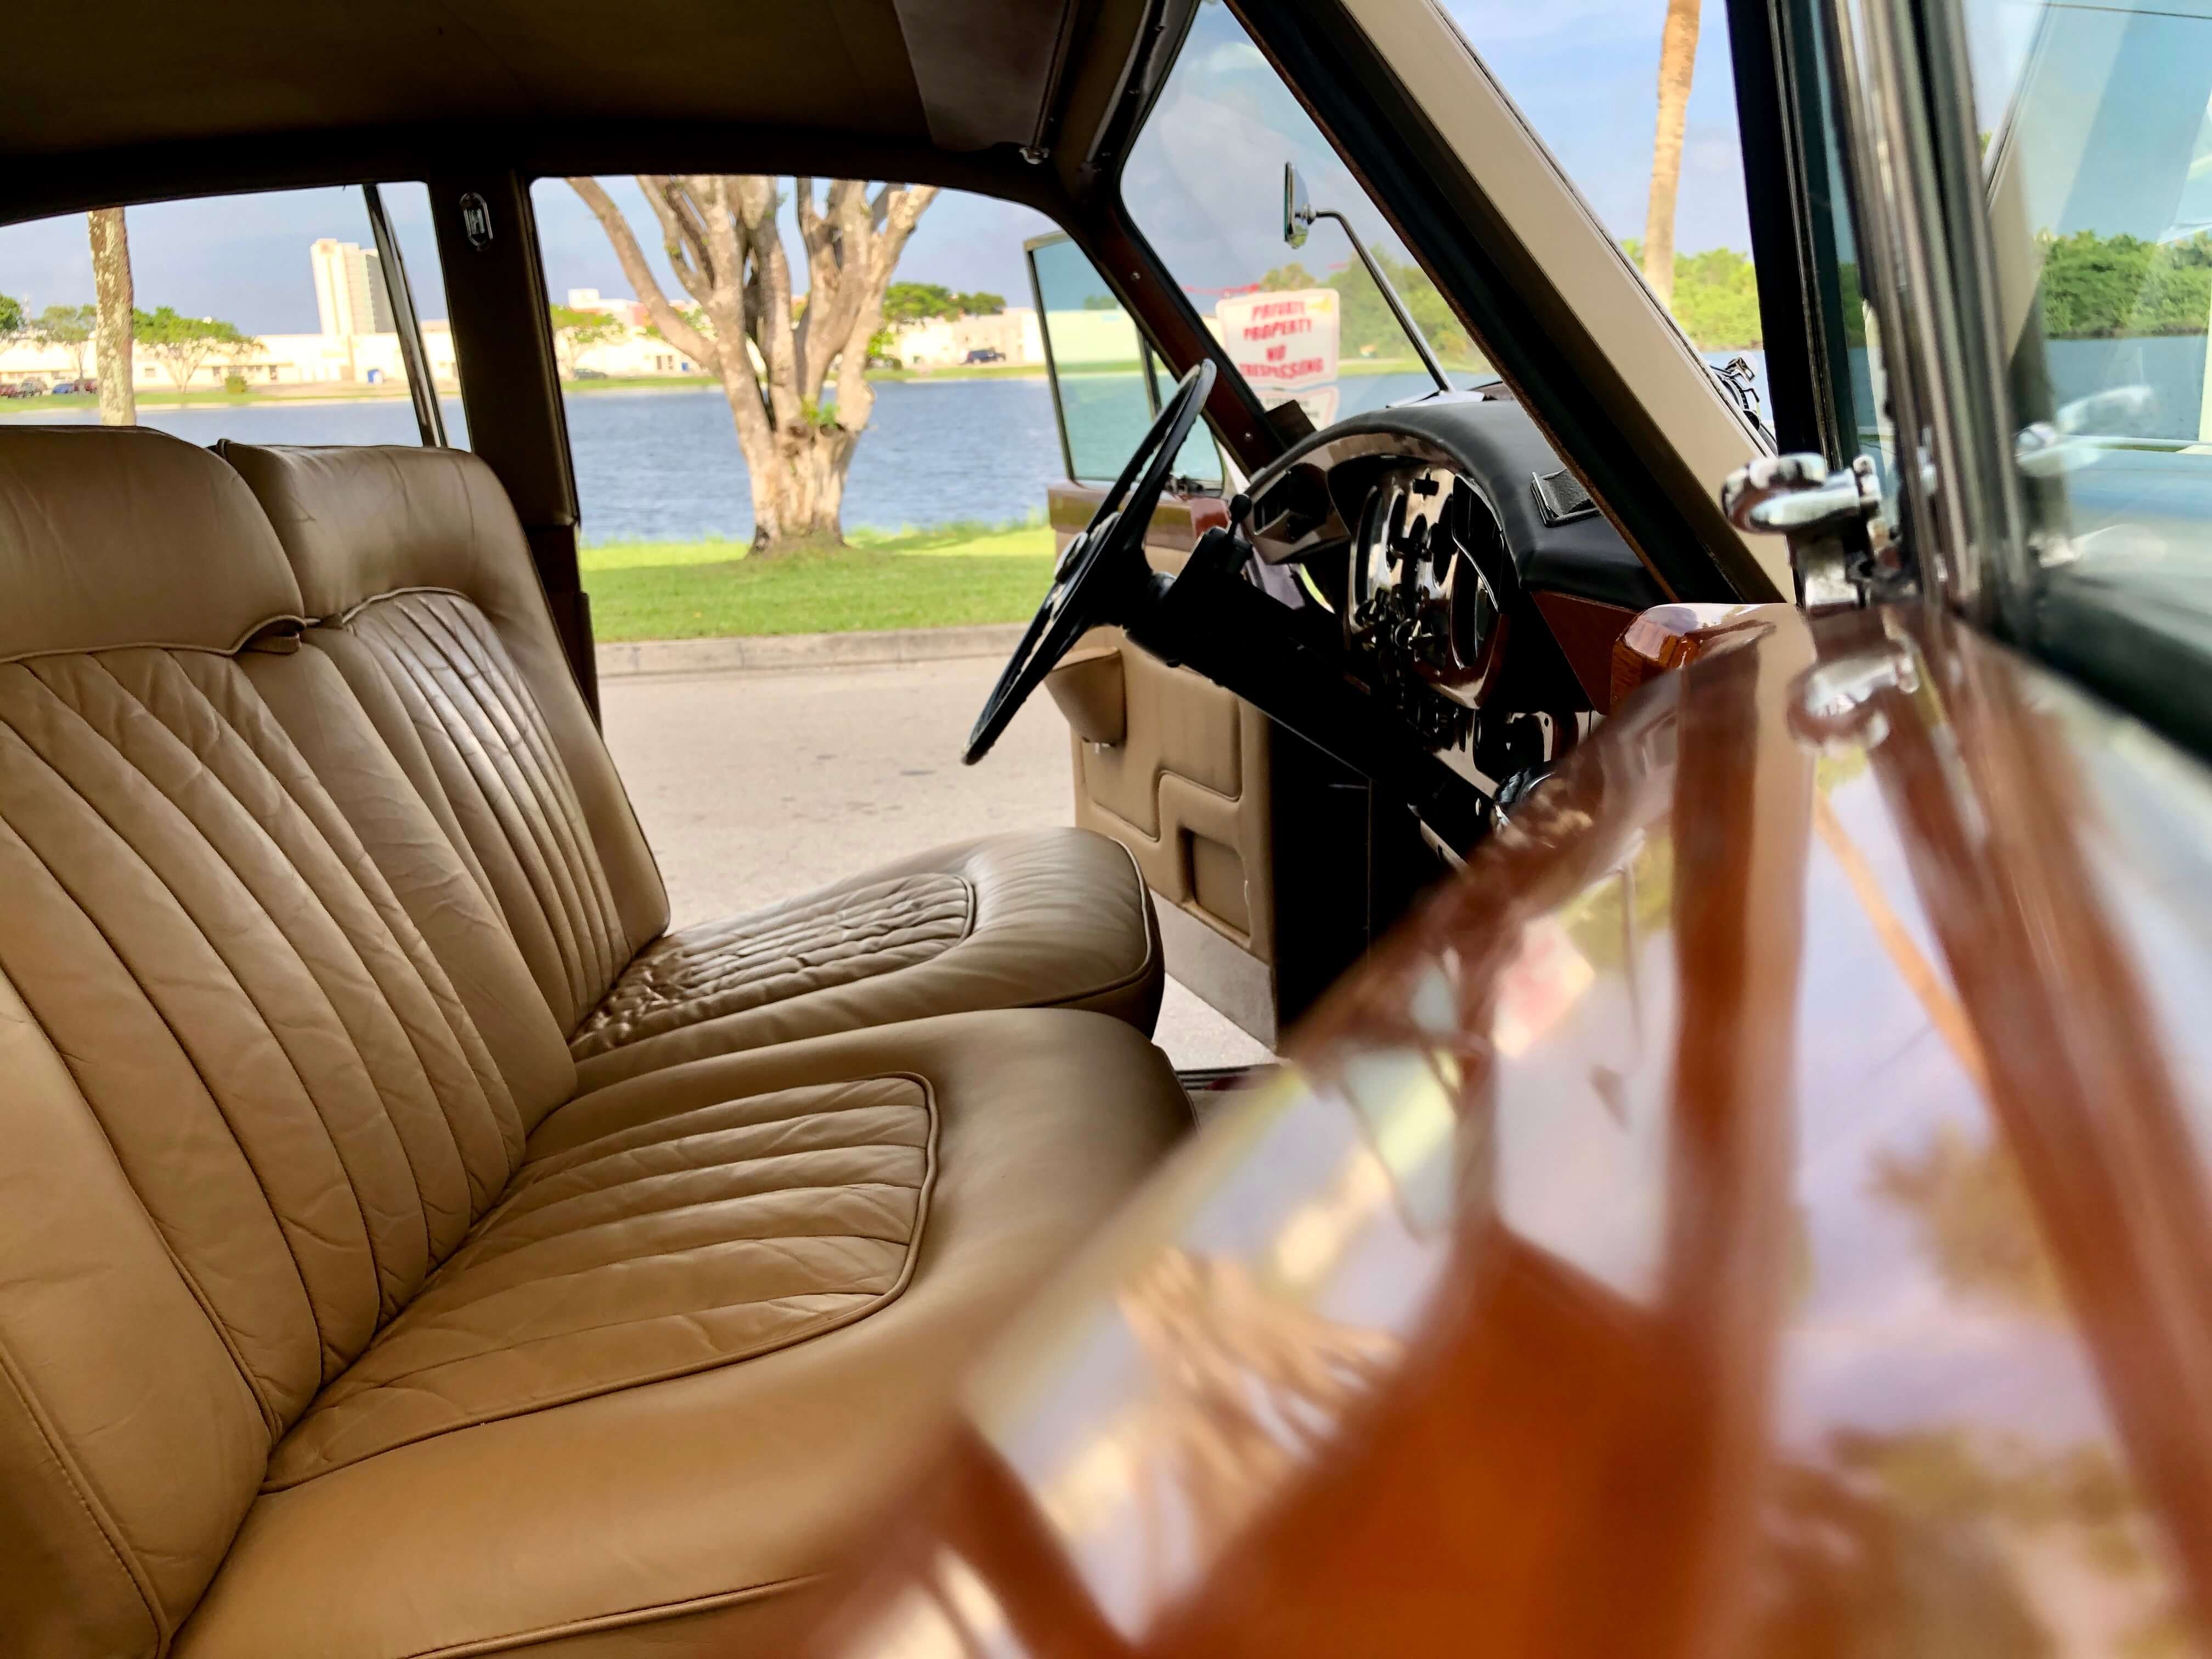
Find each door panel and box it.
[1029,229,1370,1048]
[1043,482,1284,1042]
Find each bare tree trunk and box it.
[567,173,935,553]
[88,208,134,426]
[1643,0,1702,311]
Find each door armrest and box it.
[1046,645,1126,746]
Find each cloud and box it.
[1441,0,1670,48]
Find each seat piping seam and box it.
[0,613,314,670]
[393,1573,823,1659]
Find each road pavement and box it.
[599,656,1272,1069]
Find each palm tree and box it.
[1643,0,1702,311]
[87,208,134,426]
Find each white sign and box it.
[1215,288,1340,397]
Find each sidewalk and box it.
[596,622,1026,679]
[597,652,1272,1071]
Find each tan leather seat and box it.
[216,441,1164,1088]
[0,426,1188,1657]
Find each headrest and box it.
[216,443,537,622]
[0,425,307,662]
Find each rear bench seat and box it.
[215,440,1164,1089]
[0,426,1189,1658]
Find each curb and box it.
[595,622,1028,680]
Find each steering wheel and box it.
[964,359,1217,764]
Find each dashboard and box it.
[1239,392,1666,797]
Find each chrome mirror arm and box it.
[1284,167,1452,397]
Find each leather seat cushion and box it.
[173,1011,1189,1659]
[571,830,1165,1091]
[268,1074,937,1488]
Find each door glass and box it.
[0,184,464,444]
[1029,234,1222,487]
[1802,3,1898,494]
[1959,0,2212,727]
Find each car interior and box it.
[0,2,1778,1655]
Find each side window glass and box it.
[0,184,464,444]
[1962,1,2212,675]
[1029,233,1223,488]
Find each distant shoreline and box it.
[0,364,1065,415]
[0,355,1504,416]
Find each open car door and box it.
[1028,234,1367,1048]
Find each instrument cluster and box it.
[1345,464,1509,742]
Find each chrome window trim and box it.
[1821,0,2035,629]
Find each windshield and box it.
[1120,0,1495,427]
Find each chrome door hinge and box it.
[1720,452,1908,614]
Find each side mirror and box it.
[1283,162,1312,250]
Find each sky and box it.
[0,0,1762,335]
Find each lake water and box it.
[5,355,1772,544]
[9,381,1070,544]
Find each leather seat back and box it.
[217,443,669,1035]
[0,427,565,1655]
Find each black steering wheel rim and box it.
[962,359,1217,765]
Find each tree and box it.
[569,175,938,550]
[1261,249,1479,364]
[2037,229,2212,338]
[883,283,1005,323]
[88,208,134,425]
[0,291,24,336]
[549,303,629,377]
[133,306,253,390]
[1642,0,1702,308]
[30,304,97,380]
[1622,239,1762,349]
[883,281,957,323]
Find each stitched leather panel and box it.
[0,648,524,1429]
[347,590,636,1035]
[267,1075,935,1486]
[572,874,974,1062]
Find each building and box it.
[0,240,1040,392]
[309,239,395,338]
[884,308,1041,369]
[563,287,648,328]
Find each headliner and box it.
[1,0,1149,217]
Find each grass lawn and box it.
[579,520,1057,641]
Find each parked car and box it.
[963,347,1005,364]
[0,380,45,398]
[2,0,2209,1656]
[572,365,608,380]
[49,378,91,395]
